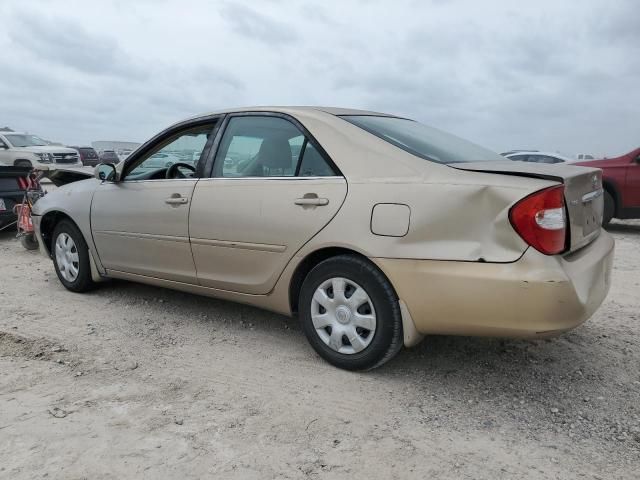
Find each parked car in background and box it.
[504,151,573,164]
[0,132,81,169]
[128,152,183,174]
[117,149,133,162]
[32,107,613,371]
[99,150,120,164]
[500,149,538,156]
[573,147,640,225]
[69,146,100,167]
[576,153,595,161]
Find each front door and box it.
[91,122,217,283]
[189,114,347,294]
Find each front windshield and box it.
[4,134,48,147]
[341,115,505,164]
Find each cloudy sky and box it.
[0,0,637,156]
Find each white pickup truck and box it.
[0,132,82,169]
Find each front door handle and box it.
[165,194,189,205]
[294,197,329,206]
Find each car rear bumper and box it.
[374,231,614,337]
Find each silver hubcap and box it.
[311,277,377,355]
[55,232,80,282]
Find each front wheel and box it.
[51,220,95,292]
[299,255,403,370]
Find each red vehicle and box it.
[574,147,640,226]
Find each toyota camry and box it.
[32,107,614,370]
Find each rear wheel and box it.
[603,190,615,227]
[52,220,95,292]
[299,255,403,370]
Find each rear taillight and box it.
[509,185,567,255]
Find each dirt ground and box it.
[1,222,639,480]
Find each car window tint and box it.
[298,142,336,176]
[215,116,304,178]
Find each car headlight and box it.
[35,153,52,163]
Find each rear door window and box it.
[214,116,337,178]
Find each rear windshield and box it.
[341,115,505,164]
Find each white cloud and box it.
[0,0,637,157]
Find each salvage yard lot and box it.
[1,223,639,479]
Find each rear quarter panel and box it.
[289,109,558,263]
[302,170,555,263]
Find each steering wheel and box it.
[165,162,196,179]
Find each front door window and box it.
[126,125,214,180]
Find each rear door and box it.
[189,114,347,294]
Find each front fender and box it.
[33,178,101,263]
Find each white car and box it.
[0,132,82,169]
[504,151,573,164]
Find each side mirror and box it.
[0,144,7,150]
[94,162,117,182]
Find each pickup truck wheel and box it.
[15,160,32,168]
[52,220,95,292]
[603,190,614,227]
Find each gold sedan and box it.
[32,107,614,370]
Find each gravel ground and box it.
[0,221,639,479]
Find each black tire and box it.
[51,220,95,292]
[15,160,32,168]
[603,190,615,227]
[299,255,403,370]
[20,234,39,250]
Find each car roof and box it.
[183,106,402,122]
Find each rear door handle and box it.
[165,195,189,205]
[294,197,329,206]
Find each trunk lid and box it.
[452,161,604,252]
